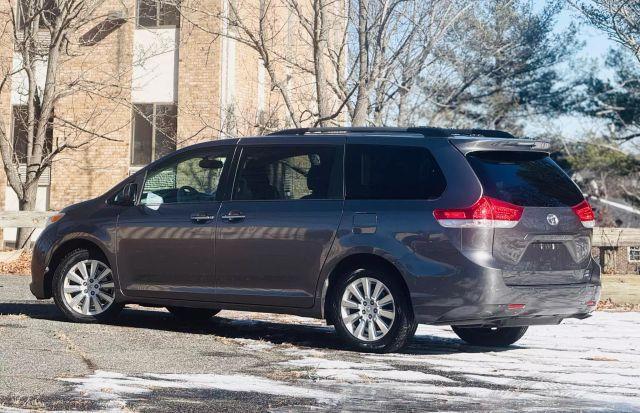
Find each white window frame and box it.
[629,246,640,263]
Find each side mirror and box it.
[113,183,137,206]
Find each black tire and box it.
[52,248,123,323]
[166,306,220,322]
[451,326,528,347]
[330,267,416,353]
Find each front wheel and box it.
[53,249,123,323]
[330,268,416,353]
[451,326,528,347]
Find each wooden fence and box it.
[592,227,640,247]
[0,211,57,229]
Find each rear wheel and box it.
[53,249,123,323]
[451,326,528,347]
[330,268,416,353]
[167,306,220,322]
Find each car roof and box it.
[168,127,549,157]
[266,127,517,140]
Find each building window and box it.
[137,0,180,28]
[12,105,53,165]
[131,104,177,166]
[16,0,60,29]
[630,246,640,263]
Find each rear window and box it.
[467,151,583,207]
[345,144,446,200]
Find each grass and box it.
[601,275,640,305]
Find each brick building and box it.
[593,228,640,275]
[0,0,323,244]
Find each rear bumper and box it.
[412,258,601,326]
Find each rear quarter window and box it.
[466,151,584,207]
[345,144,446,200]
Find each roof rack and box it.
[268,127,516,140]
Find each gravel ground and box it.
[1,275,639,412]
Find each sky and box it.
[559,11,615,62]
[525,2,619,140]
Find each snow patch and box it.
[60,370,340,411]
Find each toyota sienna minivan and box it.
[31,127,601,352]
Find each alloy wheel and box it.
[340,277,396,341]
[62,259,115,316]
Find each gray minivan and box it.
[30,127,601,352]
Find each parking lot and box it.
[1,274,639,412]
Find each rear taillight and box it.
[572,200,595,228]
[433,196,523,228]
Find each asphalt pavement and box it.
[1,275,639,412]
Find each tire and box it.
[451,326,528,347]
[53,248,123,323]
[330,268,416,353]
[166,306,220,322]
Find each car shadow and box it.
[0,301,514,355]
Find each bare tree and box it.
[0,0,134,247]
[571,0,640,64]
[345,0,471,126]
[180,0,469,130]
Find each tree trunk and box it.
[15,183,38,249]
[352,0,369,126]
[396,89,408,126]
[313,0,330,126]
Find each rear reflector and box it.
[433,196,523,228]
[572,200,596,228]
[586,300,597,307]
[507,303,526,310]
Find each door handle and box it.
[221,211,246,221]
[190,213,216,222]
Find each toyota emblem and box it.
[546,214,559,226]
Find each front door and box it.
[116,146,234,301]
[215,143,344,308]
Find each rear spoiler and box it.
[450,138,551,155]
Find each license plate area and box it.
[535,242,560,251]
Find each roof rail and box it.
[268,126,516,139]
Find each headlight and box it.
[46,213,65,226]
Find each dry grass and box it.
[583,355,620,362]
[1,395,97,411]
[597,297,640,312]
[0,249,31,275]
[600,275,640,306]
[264,369,310,382]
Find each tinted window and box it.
[467,151,584,207]
[345,145,446,200]
[141,149,231,205]
[234,146,343,201]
